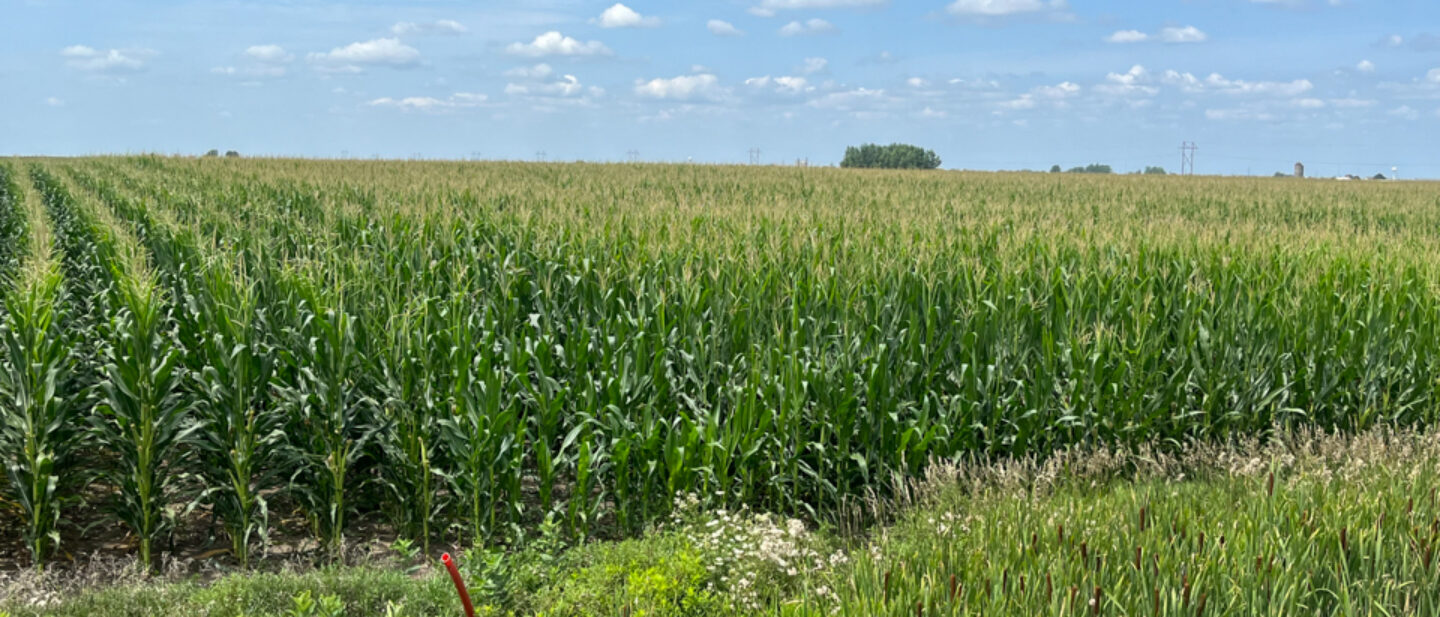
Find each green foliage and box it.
[275,280,377,556]
[1049,164,1062,173]
[791,434,1440,616]
[91,272,197,572]
[840,143,941,169]
[0,264,78,570]
[1143,166,1167,175]
[10,155,1440,573]
[1066,163,1113,174]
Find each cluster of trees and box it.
[204,149,241,158]
[1051,163,1114,174]
[841,143,942,170]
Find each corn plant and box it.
[90,269,196,571]
[375,296,447,555]
[0,168,83,571]
[189,262,279,569]
[275,277,376,555]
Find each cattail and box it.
[1198,532,1205,554]
[1092,586,1102,616]
[1046,573,1053,601]
[1135,546,1142,571]
[1070,585,1079,607]
[1081,541,1088,562]
[1340,527,1349,553]
[1059,523,1065,544]
[1002,568,1008,595]
[1408,498,1414,516]
[1032,531,1039,552]
[1140,506,1147,532]
[1152,586,1160,617]
[916,601,923,617]
[1182,574,1192,608]
[949,574,958,600]
[1196,592,1207,617]
[884,570,892,601]
[1267,471,1274,497]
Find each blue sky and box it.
[4,0,1440,176]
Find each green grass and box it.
[7,427,1440,616]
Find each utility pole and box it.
[535,150,547,163]
[470,151,483,161]
[626,150,640,163]
[748,147,762,165]
[1178,141,1198,176]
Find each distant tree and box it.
[1066,164,1113,174]
[1372,173,1387,181]
[1144,166,1167,175]
[1274,172,1288,177]
[1050,165,1062,173]
[840,143,941,170]
[203,149,219,158]
[224,150,240,158]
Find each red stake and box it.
[441,553,477,617]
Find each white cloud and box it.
[1096,65,1159,96]
[244,44,293,63]
[391,20,467,36]
[1382,34,1404,47]
[1428,68,1440,83]
[1388,105,1419,120]
[61,45,152,74]
[1204,74,1313,96]
[779,18,835,36]
[1035,81,1081,98]
[946,0,1067,16]
[1356,60,1375,73]
[1161,70,1313,97]
[707,19,743,36]
[1204,108,1275,121]
[45,97,64,107]
[799,57,828,74]
[918,106,947,118]
[506,32,612,57]
[308,38,420,71]
[1106,30,1149,43]
[757,0,884,8]
[1329,98,1376,108]
[596,4,660,28]
[745,75,814,94]
[907,77,928,88]
[1292,98,1326,108]
[635,73,725,100]
[1159,26,1207,43]
[505,63,554,79]
[806,87,887,110]
[507,74,588,97]
[368,92,488,111]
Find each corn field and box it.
[2,156,1440,571]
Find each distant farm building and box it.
[1294,162,1305,178]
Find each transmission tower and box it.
[1178,141,1198,176]
[748,147,762,165]
[535,150,547,162]
[626,150,640,163]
